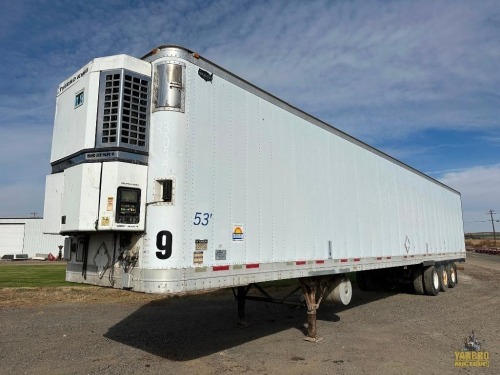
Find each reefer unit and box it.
[44,46,465,299]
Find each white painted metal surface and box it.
[0,224,25,256]
[0,219,66,257]
[43,173,64,234]
[60,163,102,232]
[44,46,465,294]
[51,56,151,163]
[98,163,148,231]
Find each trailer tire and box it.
[423,266,440,296]
[413,267,425,295]
[447,263,457,288]
[437,265,448,292]
[377,269,397,291]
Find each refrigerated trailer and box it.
[44,45,465,339]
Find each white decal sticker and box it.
[232,224,244,242]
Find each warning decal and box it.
[193,251,204,264]
[232,224,244,242]
[195,239,208,251]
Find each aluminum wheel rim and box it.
[433,270,439,290]
[442,269,448,286]
[450,268,456,283]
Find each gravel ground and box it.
[0,253,498,375]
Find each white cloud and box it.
[4,1,500,142]
[439,164,500,232]
[476,135,500,143]
[0,0,499,224]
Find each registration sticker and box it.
[193,251,204,265]
[195,239,208,251]
[215,249,227,260]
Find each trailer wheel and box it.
[377,269,397,291]
[423,266,440,296]
[413,267,425,295]
[447,263,457,288]
[437,265,448,292]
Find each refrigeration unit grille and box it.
[97,69,150,152]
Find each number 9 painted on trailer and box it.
[156,231,172,259]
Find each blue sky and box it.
[0,0,499,232]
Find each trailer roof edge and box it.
[142,45,460,196]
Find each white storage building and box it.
[0,218,65,258]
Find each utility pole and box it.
[487,209,496,246]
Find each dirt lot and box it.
[0,253,498,375]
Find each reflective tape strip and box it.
[296,261,306,265]
[245,264,260,269]
[376,257,383,260]
[315,260,325,264]
[354,258,361,262]
[340,259,348,263]
[213,265,230,271]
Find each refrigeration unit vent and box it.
[96,70,150,152]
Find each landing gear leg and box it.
[299,277,325,342]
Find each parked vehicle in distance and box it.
[1,254,30,261]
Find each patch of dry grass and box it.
[0,286,168,308]
[0,284,235,308]
[465,239,499,248]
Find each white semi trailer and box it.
[44,45,465,339]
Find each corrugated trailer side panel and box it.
[166,55,464,270]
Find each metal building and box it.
[0,218,66,258]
